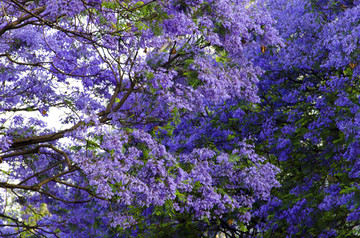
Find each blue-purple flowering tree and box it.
[157,0,360,237]
[244,0,360,237]
[0,0,282,237]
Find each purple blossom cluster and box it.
[243,0,360,236]
[0,0,282,236]
[1,0,359,236]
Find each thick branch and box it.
[0,6,46,37]
[10,122,83,149]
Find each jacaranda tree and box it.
[163,0,360,237]
[246,0,360,237]
[0,0,282,237]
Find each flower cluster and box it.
[0,0,282,236]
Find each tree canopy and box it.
[0,0,359,237]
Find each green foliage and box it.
[17,204,51,238]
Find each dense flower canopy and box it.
[0,0,282,237]
[1,0,360,237]
[247,0,360,236]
